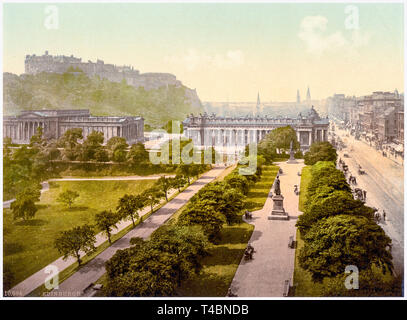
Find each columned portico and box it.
[3,109,145,145]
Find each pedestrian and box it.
[383,210,386,221]
[363,190,367,201]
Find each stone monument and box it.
[286,140,298,164]
[268,175,289,220]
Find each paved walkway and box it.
[32,166,224,297]
[230,160,304,297]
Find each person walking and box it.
[383,210,386,222]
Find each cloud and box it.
[298,15,370,56]
[165,49,245,71]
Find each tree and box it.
[190,182,244,225]
[116,194,146,228]
[11,195,37,221]
[127,142,149,165]
[172,175,187,192]
[144,187,165,213]
[299,215,393,282]
[95,210,120,244]
[149,225,209,285]
[176,164,193,184]
[106,136,128,162]
[258,126,299,161]
[306,161,350,200]
[81,131,105,161]
[179,203,224,242]
[58,128,83,160]
[304,141,337,165]
[54,224,96,266]
[225,173,250,195]
[296,189,374,235]
[57,190,80,208]
[155,176,173,202]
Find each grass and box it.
[244,165,279,211]
[3,179,156,289]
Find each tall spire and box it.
[306,86,311,101]
[256,92,261,115]
[297,89,301,103]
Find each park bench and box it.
[283,280,290,297]
[288,236,295,249]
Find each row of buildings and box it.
[327,90,404,150]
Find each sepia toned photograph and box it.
[1,0,405,302]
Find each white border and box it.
[0,0,406,301]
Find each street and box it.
[335,128,404,276]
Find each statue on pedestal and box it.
[274,176,281,195]
[287,140,298,164]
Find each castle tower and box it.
[297,89,301,103]
[306,86,311,101]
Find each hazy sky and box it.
[3,2,404,102]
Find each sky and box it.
[2,2,404,102]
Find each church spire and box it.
[306,86,311,101]
[297,89,301,103]
[256,92,261,115]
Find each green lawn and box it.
[177,164,278,296]
[244,165,279,211]
[3,179,156,288]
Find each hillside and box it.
[3,71,203,127]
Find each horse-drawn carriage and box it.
[358,168,366,175]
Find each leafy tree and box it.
[190,182,244,225]
[176,163,193,184]
[95,210,120,244]
[127,142,149,165]
[299,215,393,282]
[258,126,299,161]
[54,224,96,266]
[179,204,224,242]
[225,173,250,195]
[172,175,187,192]
[57,189,80,208]
[104,247,179,296]
[116,194,146,228]
[322,270,402,297]
[304,141,337,165]
[306,161,350,200]
[10,195,38,221]
[149,225,209,285]
[58,128,83,160]
[144,186,165,213]
[81,131,105,161]
[94,147,109,162]
[106,136,128,162]
[155,176,173,202]
[297,189,375,235]
[104,225,209,296]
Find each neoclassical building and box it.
[3,109,144,144]
[183,106,329,150]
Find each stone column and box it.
[308,131,312,146]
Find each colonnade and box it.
[186,127,328,148]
